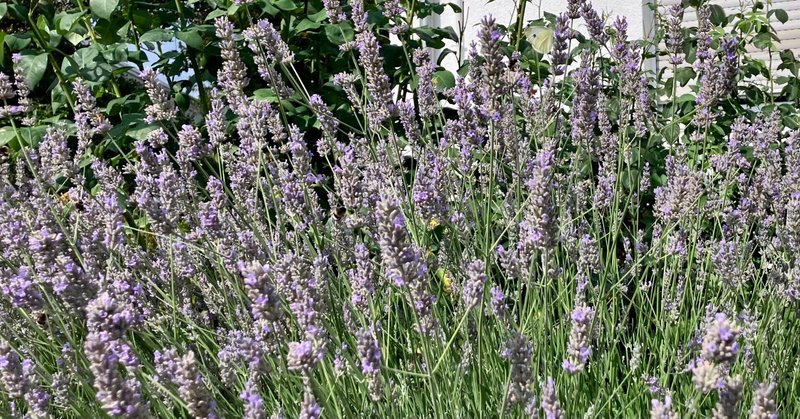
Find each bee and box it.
[332,206,346,221]
[37,312,48,326]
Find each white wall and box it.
[429,0,652,69]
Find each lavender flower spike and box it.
[562,302,595,374]
[540,377,563,419]
[748,382,778,419]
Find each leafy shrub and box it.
[0,0,798,417]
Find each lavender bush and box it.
[0,0,798,417]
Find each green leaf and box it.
[0,126,17,146]
[205,9,228,21]
[293,18,321,35]
[90,0,119,20]
[433,70,455,90]
[16,52,48,90]
[752,32,774,50]
[4,33,31,51]
[51,84,68,113]
[708,5,727,26]
[308,9,327,23]
[253,88,279,102]
[324,22,354,45]
[773,8,789,24]
[55,10,86,34]
[177,29,204,50]
[272,0,299,11]
[0,32,4,64]
[674,67,696,86]
[140,28,174,43]
[0,3,7,20]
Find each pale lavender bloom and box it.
[348,243,375,313]
[356,328,382,401]
[490,285,508,320]
[12,54,35,126]
[73,79,110,158]
[712,376,742,419]
[308,94,338,143]
[462,259,487,309]
[350,0,368,32]
[0,72,14,99]
[334,144,366,213]
[239,378,267,419]
[323,0,346,23]
[218,331,268,385]
[155,349,218,419]
[562,303,595,374]
[244,20,294,64]
[413,153,448,223]
[287,339,325,372]
[580,2,608,43]
[355,31,395,127]
[376,194,436,334]
[238,261,283,331]
[84,332,149,418]
[566,0,581,19]
[695,5,713,63]
[540,377,563,419]
[298,381,321,419]
[518,146,557,259]
[570,51,600,153]
[177,124,213,165]
[413,49,438,119]
[478,16,504,81]
[397,99,421,146]
[383,0,404,17]
[666,4,684,65]
[550,14,570,75]
[205,94,227,147]
[654,156,705,223]
[748,382,778,419]
[376,195,426,288]
[650,394,679,419]
[241,378,266,419]
[215,18,249,114]
[141,68,177,124]
[501,333,535,412]
[1,266,43,310]
[0,342,27,398]
[701,313,741,364]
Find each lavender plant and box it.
[0,0,799,417]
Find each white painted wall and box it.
[429,0,652,69]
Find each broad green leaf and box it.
[324,22,354,45]
[16,52,48,90]
[140,28,174,43]
[272,0,299,11]
[55,10,86,34]
[90,0,119,20]
[0,3,7,20]
[4,33,32,51]
[65,31,86,46]
[308,9,327,23]
[674,67,696,86]
[177,29,205,50]
[51,84,68,113]
[293,18,321,35]
[205,9,228,21]
[773,8,789,24]
[0,126,16,146]
[433,70,455,91]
